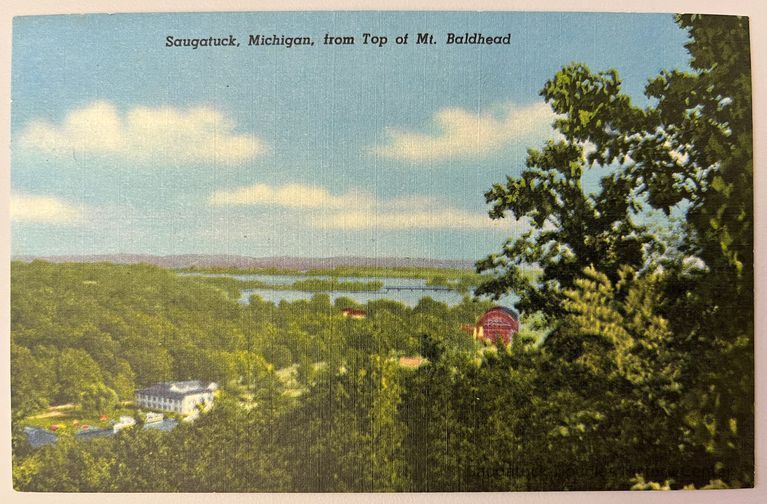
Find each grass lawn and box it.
[24,405,140,431]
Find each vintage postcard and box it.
[5,4,759,498]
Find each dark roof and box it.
[76,428,114,441]
[143,418,179,432]
[24,419,181,449]
[136,380,217,400]
[24,426,57,448]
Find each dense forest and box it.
[11,14,753,491]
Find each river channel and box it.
[179,273,517,307]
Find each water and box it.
[239,286,472,306]
[178,272,305,285]
[180,272,516,307]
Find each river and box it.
[179,272,517,307]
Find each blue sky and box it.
[11,11,691,260]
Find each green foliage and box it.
[280,354,408,492]
[79,384,119,416]
[11,343,55,414]
[12,259,493,492]
[560,266,681,391]
[476,13,753,488]
[56,349,104,404]
[402,343,541,491]
[11,262,248,401]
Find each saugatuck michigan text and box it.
[166,33,511,49]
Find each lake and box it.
[179,272,517,307]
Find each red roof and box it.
[477,306,520,345]
[342,308,367,316]
[399,356,425,368]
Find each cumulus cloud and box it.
[209,183,373,209]
[210,182,523,231]
[11,193,87,225]
[19,101,266,164]
[373,101,555,162]
[308,208,513,230]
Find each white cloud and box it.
[309,208,515,230]
[11,193,86,225]
[19,101,266,164]
[209,183,374,209]
[210,182,524,231]
[373,101,555,162]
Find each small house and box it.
[341,308,367,319]
[398,356,425,369]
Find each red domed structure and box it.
[475,306,519,345]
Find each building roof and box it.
[24,426,57,448]
[25,419,181,448]
[136,380,218,400]
[483,306,520,320]
[143,418,179,432]
[398,355,425,369]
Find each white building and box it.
[113,415,136,433]
[135,380,218,415]
[144,412,164,424]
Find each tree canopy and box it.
[477,13,753,486]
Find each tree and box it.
[170,395,292,492]
[79,384,119,416]
[108,359,136,400]
[641,15,753,486]
[402,338,540,491]
[56,348,104,404]
[544,266,686,487]
[11,343,56,414]
[477,14,753,487]
[281,354,408,491]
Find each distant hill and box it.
[11,254,477,271]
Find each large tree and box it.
[477,14,753,486]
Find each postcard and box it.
[5,4,760,499]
